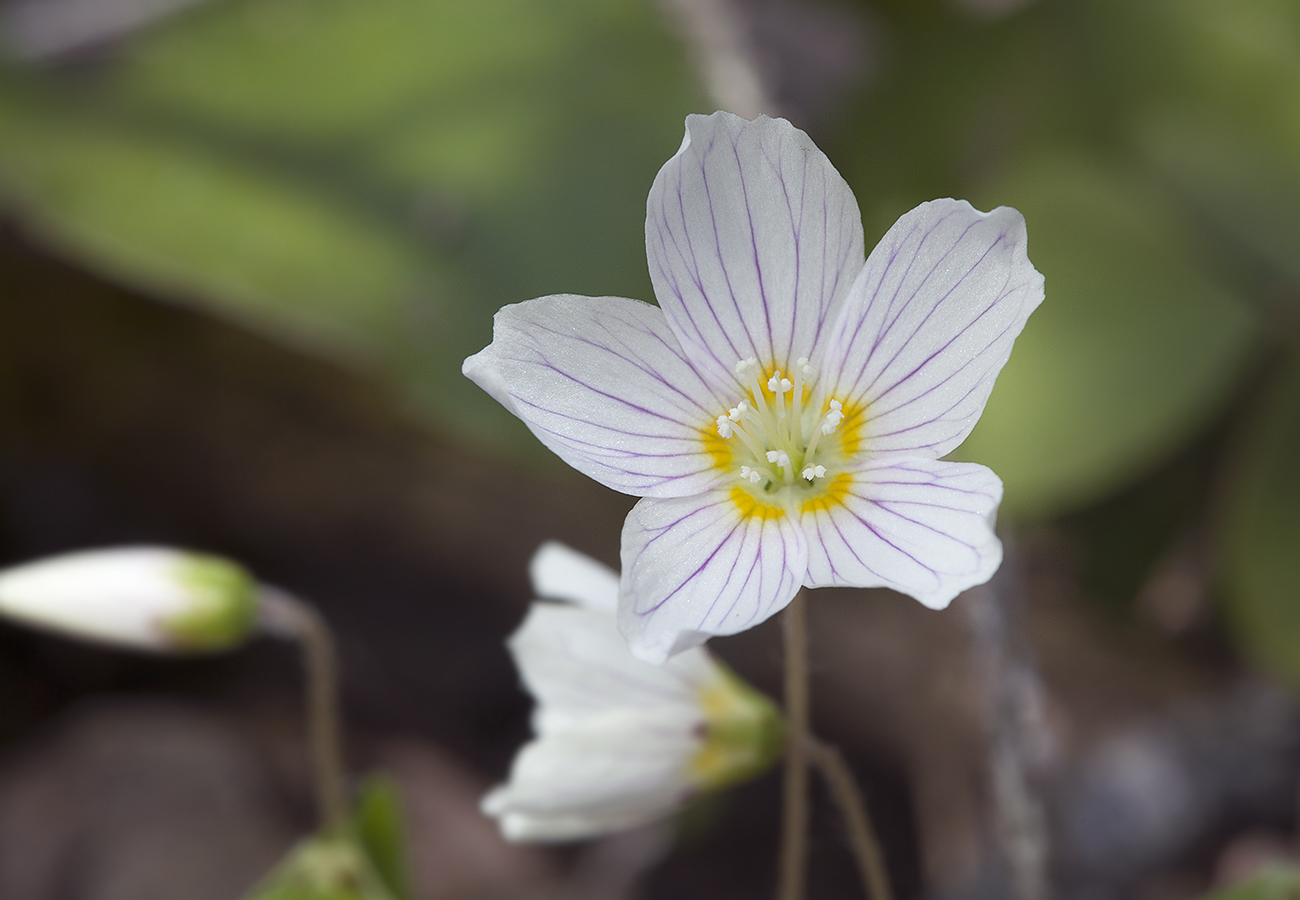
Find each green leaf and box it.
[353,776,410,900]
[1136,110,1300,290]
[1222,348,1300,688]
[1201,865,1300,900]
[950,154,1259,517]
[0,0,705,447]
[1127,0,1300,291]
[242,833,396,900]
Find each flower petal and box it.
[509,601,718,728]
[529,541,620,613]
[822,199,1044,458]
[463,294,729,497]
[482,711,698,842]
[646,112,865,389]
[619,491,808,662]
[802,458,1003,608]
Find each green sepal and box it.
[690,662,784,793]
[163,554,258,651]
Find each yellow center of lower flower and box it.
[689,665,784,791]
[704,357,863,516]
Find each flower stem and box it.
[807,736,895,900]
[257,587,348,837]
[777,589,810,900]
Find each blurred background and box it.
[0,0,1297,898]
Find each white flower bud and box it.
[0,547,258,653]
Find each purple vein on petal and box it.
[841,212,983,396]
[861,309,1020,429]
[701,136,760,363]
[855,232,1014,407]
[732,131,775,365]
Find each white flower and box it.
[0,547,258,652]
[464,111,1044,662]
[482,542,782,843]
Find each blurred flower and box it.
[464,111,1043,662]
[482,542,782,842]
[0,546,258,652]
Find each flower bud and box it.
[0,547,258,653]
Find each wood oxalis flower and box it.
[465,111,1044,663]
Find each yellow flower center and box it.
[703,357,863,517]
[689,665,784,791]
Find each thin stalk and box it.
[807,736,895,900]
[777,590,810,900]
[257,587,348,836]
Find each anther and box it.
[767,371,793,394]
[735,357,758,376]
[821,399,845,435]
[801,464,827,481]
[728,401,748,422]
[798,357,815,380]
[739,465,762,485]
[716,415,733,439]
[765,450,790,468]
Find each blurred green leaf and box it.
[1223,348,1300,688]
[1201,865,1300,900]
[242,833,396,900]
[829,0,1291,516]
[1137,111,1300,290]
[354,776,410,900]
[1129,0,1300,290]
[951,154,1258,517]
[0,0,704,447]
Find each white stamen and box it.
[716,415,733,438]
[740,465,762,485]
[767,371,793,394]
[735,357,758,376]
[801,464,827,481]
[728,401,748,422]
[764,450,790,468]
[821,399,845,435]
[798,357,815,380]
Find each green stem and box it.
[807,736,895,900]
[777,590,810,900]
[258,587,348,837]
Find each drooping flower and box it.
[0,547,259,652]
[482,542,782,842]
[464,111,1044,662]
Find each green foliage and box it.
[242,774,410,900]
[1223,350,1300,688]
[0,0,705,444]
[242,834,396,900]
[954,153,1256,517]
[831,0,1271,518]
[354,776,411,900]
[1201,866,1300,900]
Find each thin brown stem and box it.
[257,587,348,837]
[777,589,810,900]
[807,736,895,900]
